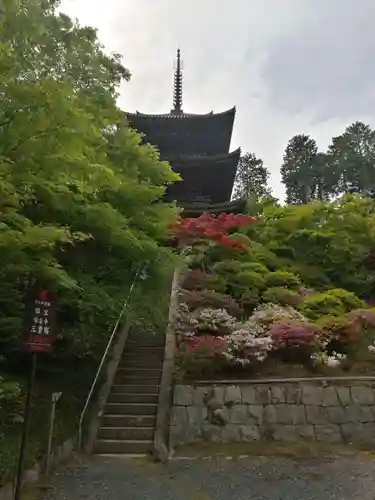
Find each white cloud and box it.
[60,0,375,201]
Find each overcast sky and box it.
[60,0,375,200]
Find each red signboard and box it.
[23,285,57,352]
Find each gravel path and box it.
[42,454,375,500]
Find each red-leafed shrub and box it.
[175,336,228,380]
[183,335,228,354]
[172,213,257,252]
[269,320,321,362]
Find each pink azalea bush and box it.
[268,320,322,362]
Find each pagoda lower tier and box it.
[164,149,241,205]
[179,197,247,217]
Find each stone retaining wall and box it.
[170,382,375,447]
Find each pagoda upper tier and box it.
[124,49,242,211]
[124,108,236,158]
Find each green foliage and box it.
[0,0,179,357]
[264,271,301,290]
[0,0,179,480]
[0,377,23,427]
[239,262,269,275]
[281,134,321,204]
[301,289,366,320]
[327,121,375,197]
[247,196,375,296]
[227,271,266,300]
[262,287,301,307]
[233,152,271,200]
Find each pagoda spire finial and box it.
[171,48,183,114]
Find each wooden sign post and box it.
[14,285,57,500]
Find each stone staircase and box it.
[94,329,165,455]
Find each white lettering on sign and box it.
[31,299,52,336]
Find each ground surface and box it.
[37,450,375,500]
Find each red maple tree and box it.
[171,213,257,252]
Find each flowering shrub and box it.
[194,308,236,335]
[183,335,228,353]
[310,351,347,368]
[172,213,257,252]
[174,303,200,338]
[174,304,236,338]
[317,314,362,347]
[223,329,273,367]
[172,207,375,380]
[269,320,320,349]
[348,308,375,328]
[245,303,308,335]
[175,336,228,380]
[179,289,244,318]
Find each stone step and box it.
[111,384,160,394]
[126,335,165,342]
[116,367,162,376]
[124,345,165,352]
[98,426,154,441]
[119,358,163,369]
[114,375,161,385]
[105,403,157,415]
[101,414,156,427]
[126,339,164,345]
[94,439,153,455]
[123,350,164,357]
[108,393,159,404]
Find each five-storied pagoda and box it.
[124,49,246,216]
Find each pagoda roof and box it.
[169,148,241,169]
[124,107,236,157]
[180,198,247,217]
[164,149,240,204]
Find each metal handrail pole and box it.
[78,268,141,449]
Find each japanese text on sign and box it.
[23,287,56,352]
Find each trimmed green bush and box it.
[262,287,301,307]
[264,271,301,289]
[301,288,366,319]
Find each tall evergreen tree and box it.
[327,121,375,197]
[233,152,271,199]
[281,134,320,203]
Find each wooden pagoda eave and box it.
[168,148,241,169]
[124,106,236,120]
[179,197,247,217]
[124,107,236,156]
